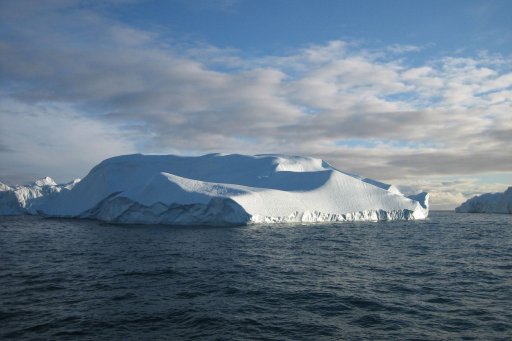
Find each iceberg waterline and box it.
[0,153,429,225]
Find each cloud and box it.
[386,44,423,54]
[0,98,135,184]
[397,177,511,210]
[0,1,511,207]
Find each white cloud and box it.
[0,98,135,184]
[386,44,422,54]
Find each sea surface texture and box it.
[1,212,511,340]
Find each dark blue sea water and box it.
[1,212,511,340]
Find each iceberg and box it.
[36,153,428,225]
[0,177,81,215]
[1,154,429,225]
[455,187,512,214]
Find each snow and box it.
[33,176,58,187]
[455,187,512,214]
[0,177,81,215]
[33,153,429,225]
[0,182,11,192]
[361,178,403,195]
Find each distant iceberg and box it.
[1,154,429,225]
[0,177,80,215]
[455,187,512,214]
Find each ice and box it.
[455,187,512,214]
[33,153,429,225]
[0,177,80,215]
[33,176,57,187]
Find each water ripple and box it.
[1,212,511,340]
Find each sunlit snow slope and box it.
[37,154,429,225]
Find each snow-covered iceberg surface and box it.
[455,187,512,214]
[0,177,80,215]
[19,153,428,225]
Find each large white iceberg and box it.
[13,153,427,225]
[455,187,512,214]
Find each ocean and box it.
[1,211,511,340]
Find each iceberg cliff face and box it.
[35,153,429,225]
[455,187,512,214]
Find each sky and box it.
[0,0,511,210]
